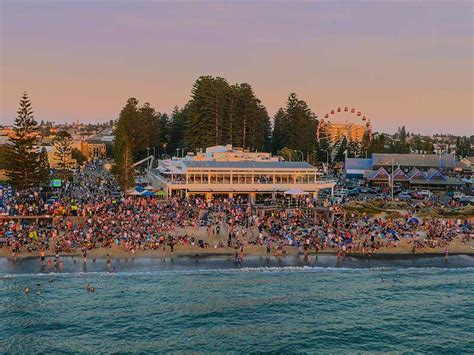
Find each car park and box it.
[453,192,466,201]
[458,196,474,206]
[348,188,360,197]
[397,191,412,200]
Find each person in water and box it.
[86,284,95,292]
[106,254,111,270]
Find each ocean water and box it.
[0,255,473,353]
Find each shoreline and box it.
[2,244,473,261]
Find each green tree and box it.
[271,108,287,153]
[360,130,372,158]
[53,130,73,170]
[333,136,349,162]
[168,106,188,155]
[184,76,271,152]
[186,76,232,150]
[316,122,332,165]
[113,140,135,190]
[71,148,86,165]
[283,93,318,157]
[37,147,51,185]
[277,147,298,161]
[5,92,43,189]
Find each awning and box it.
[284,188,309,196]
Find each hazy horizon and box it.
[1,1,473,135]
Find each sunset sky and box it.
[1,1,472,135]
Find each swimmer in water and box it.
[86,284,95,293]
[24,287,30,294]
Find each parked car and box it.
[453,192,466,201]
[458,196,474,206]
[348,188,360,197]
[397,191,412,200]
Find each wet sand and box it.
[1,238,472,260]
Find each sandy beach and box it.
[2,236,472,260]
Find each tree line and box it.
[113,75,473,188]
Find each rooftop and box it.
[372,153,457,169]
[182,160,315,170]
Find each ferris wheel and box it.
[316,106,372,142]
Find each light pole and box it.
[146,147,150,157]
[323,149,330,178]
[295,150,304,162]
[153,147,155,158]
[388,157,394,200]
[163,143,168,158]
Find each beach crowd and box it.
[0,163,472,261]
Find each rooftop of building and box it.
[182,160,315,170]
[372,153,457,168]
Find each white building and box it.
[147,146,335,202]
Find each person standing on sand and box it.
[40,250,46,265]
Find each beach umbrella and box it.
[154,190,166,196]
[141,191,154,197]
[129,190,142,196]
[408,217,420,224]
[135,186,145,192]
[144,185,154,191]
[387,229,400,240]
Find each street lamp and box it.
[294,150,304,162]
[323,149,330,178]
[387,157,395,200]
[162,143,168,158]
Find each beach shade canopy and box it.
[387,229,400,240]
[135,186,145,192]
[144,185,154,191]
[408,217,420,224]
[129,190,142,196]
[154,190,166,196]
[284,188,309,196]
[141,191,154,197]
